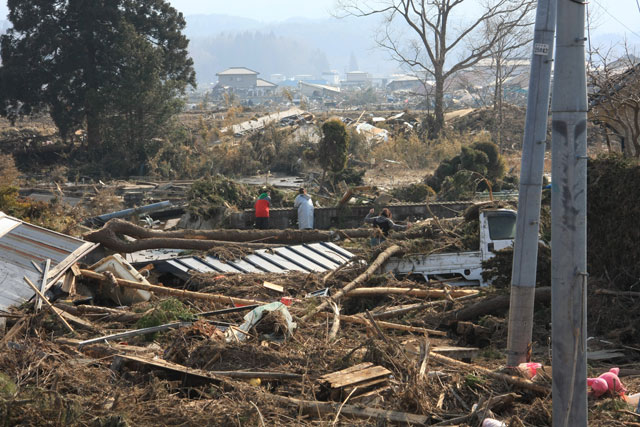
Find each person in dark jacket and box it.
[254,190,271,229]
[364,207,410,245]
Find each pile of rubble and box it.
[0,202,637,426]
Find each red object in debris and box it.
[588,367,627,397]
[280,297,293,306]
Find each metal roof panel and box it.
[0,212,97,311]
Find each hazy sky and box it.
[0,0,638,38]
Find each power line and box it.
[591,0,640,39]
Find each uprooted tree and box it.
[336,0,535,138]
[0,0,195,168]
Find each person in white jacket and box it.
[294,187,314,230]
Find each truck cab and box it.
[383,209,517,286]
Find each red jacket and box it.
[254,195,271,218]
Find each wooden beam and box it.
[79,269,267,307]
[24,277,75,334]
[35,259,51,312]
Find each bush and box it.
[391,183,436,202]
[426,140,506,193]
[332,166,366,186]
[187,175,255,219]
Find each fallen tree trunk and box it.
[442,287,551,325]
[346,287,478,299]
[79,269,267,307]
[84,218,437,253]
[301,244,403,322]
[83,228,279,253]
[85,218,374,245]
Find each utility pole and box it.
[506,0,557,367]
[551,0,588,425]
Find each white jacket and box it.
[294,194,314,229]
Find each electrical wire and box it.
[591,0,640,39]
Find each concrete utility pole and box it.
[506,0,557,367]
[551,0,588,425]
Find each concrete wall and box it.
[230,202,475,230]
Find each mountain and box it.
[182,14,399,86]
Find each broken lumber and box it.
[78,321,192,346]
[302,244,403,322]
[79,269,266,306]
[442,287,551,324]
[269,394,429,426]
[0,317,28,348]
[55,303,146,323]
[429,352,549,394]
[115,354,302,381]
[315,312,447,336]
[346,287,478,299]
[24,277,75,334]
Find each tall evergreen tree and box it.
[0,0,195,153]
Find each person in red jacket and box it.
[254,190,271,229]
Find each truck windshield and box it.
[487,213,517,240]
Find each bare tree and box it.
[483,13,533,151]
[337,0,535,138]
[589,45,640,157]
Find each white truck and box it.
[383,208,517,286]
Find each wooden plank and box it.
[342,376,389,392]
[263,281,284,293]
[323,366,392,389]
[319,362,374,382]
[35,259,51,312]
[271,395,429,426]
[55,306,104,333]
[0,317,27,348]
[24,277,75,334]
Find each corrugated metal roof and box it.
[0,212,98,311]
[149,242,354,280]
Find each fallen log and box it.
[79,269,267,307]
[83,218,436,253]
[83,231,278,253]
[84,218,375,247]
[442,287,551,325]
[346,287,478,299]
[302,244,403,322]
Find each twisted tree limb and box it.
[83,218,438,253]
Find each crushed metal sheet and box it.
[0,211,98,311]
[142,242,355,280]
